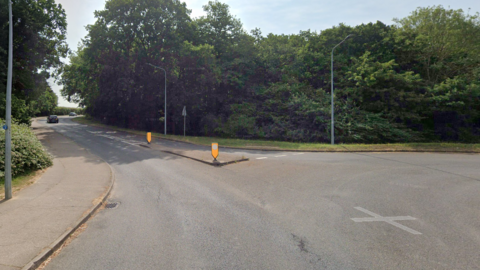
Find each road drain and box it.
[105,202,119,209]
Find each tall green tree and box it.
[394,6,480,84]
[62,3,480,142]
[0,0,67,122]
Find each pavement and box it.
[0,119,114,270]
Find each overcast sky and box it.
[52,0,480,107]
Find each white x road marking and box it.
[351,207,422,235]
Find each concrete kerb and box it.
[149,136,480,154]
[72,119,479,154]
[161,150,249,167]
[21,122,116,270]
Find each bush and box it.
[335,99,420,143]
[0,121,53,180]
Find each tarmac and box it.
[0,120,114,270]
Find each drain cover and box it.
[105,202,118,209]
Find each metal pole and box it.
[164,69,166,136]
[330,34,353,145]
[331,51,334,145]
[147,63,166,135]
[4,0,13,199]
[184,116,186,137]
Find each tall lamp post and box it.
[147,63,167,135]
[4,0,13,199]
[331,34,354,145]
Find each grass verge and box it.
[0,169,47,200]
[72,116,480,153]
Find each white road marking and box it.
[274,155,286,157]
[351,207,422,235]
[256,157,267,160]
[293,153,304,155]
[87,131,103,134]
[96,134,138,146]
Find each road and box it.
[42,117,480,270]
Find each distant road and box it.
[44,117,480,270]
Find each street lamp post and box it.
[4,0,13,200]
[147,63,167,135]
[331,34,354,145]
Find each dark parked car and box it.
[47,115,59,123]
[69,112,77,116]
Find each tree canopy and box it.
[62,3,480,143]
[1,0,68,123]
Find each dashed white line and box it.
[293,153,304,155]
[256,157,267,160]
[274,155,286,157]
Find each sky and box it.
[51,0,480,107]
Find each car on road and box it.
[69,112,77,116]
[47,115,59,123]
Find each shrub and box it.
[0,120,53,180]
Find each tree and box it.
[394,6,480,84]
[0,0,66,123]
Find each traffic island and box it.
[139,143,249,166]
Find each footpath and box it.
[0,120,114,270]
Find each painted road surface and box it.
[42,117,480,270]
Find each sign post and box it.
[182,106,187,137]
[146,132,152,144]
[211,143,219,162]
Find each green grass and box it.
[0,169,41,200]
[72,116,480,153]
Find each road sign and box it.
[146,132,152,144]
[182,106,187,116]
[212,143,219,160]
[2,125,7,130]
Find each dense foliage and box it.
[61,2,480,143]
[52,106,85,116]
[1,0,68,123]
[0,121,53,179]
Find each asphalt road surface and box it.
[42,117,480,270]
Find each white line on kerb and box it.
[256,157,267,160]
[351,207,422,235]
[274,155,286,157]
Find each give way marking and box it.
[351,207,422,235]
